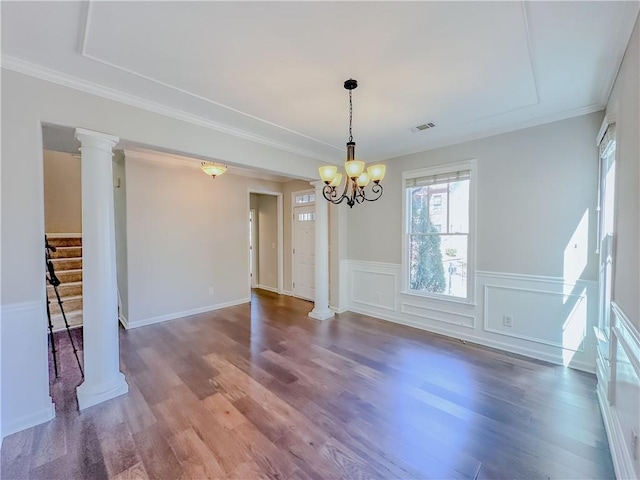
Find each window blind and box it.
[598,123,616,158]
[405,170,471,188]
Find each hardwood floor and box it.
[2,289,615,479]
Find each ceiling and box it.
[2,1,638,162]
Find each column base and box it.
[308,308,335,321]
[76,372,129,410]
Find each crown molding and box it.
[122,148,197,168]
[122,148,294,183]
[1,54,608,165]
[1,55,336,163]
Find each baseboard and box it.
[2,400,55,440]
[282,290,294,297]
[119,313,129,329]
[330,305,349,314]
[347,305,595,374]
[256,284,279,294]
[597,387,636,480]
[77,373,129,411]
[125,298,250,329]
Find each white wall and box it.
[43,150,81,233]
[113,152,129,320]
[346,112,603,372]
[0,68,321,439]
[597,14,640,480]
[124,157,287,327]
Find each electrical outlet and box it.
[503,315,513,327]
[209,287,214,295]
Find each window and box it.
[596,123,616,346]
[297,212,316,222]
[295,193,315,205]
[403,160,475,302]
[431,194,443,213]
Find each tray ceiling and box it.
[2,1,638,161]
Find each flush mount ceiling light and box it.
[318,79,386,208]
[200,161,227,179]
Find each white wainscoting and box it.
[1,301,56,440]
[345,260,598,373]
[597,302,640,480]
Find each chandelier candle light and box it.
[319,78,386,208]
[200,161,228,179]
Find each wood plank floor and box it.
[2,289,615,479]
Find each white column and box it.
[75,128,128,410]
[308,181,334,321]
[330,202,349,313]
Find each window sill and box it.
[400,290,477,307]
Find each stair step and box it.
[49,311,83,332]
[50,257,82,271]
[55,269,82,284]
[47,236,82,247]
[47,281,82,299]
[48,295,82,315]
[49,246,82,259]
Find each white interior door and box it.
[293,205,315,300]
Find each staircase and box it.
[47,235,83,331]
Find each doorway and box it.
[292,190,316,301]
[43,149,85,394]
[248,190,284,296]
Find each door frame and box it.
[247,189,284,296]
[291,188,316,300]
[249,208,257,288]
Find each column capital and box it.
[75,128,119,148]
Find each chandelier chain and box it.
[348,89,353,143]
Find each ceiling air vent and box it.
[412,122,436,132]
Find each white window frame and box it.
[401,159,477,305]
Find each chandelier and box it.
[318,79,386,208]
[200,161,228,178]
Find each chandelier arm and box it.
[322,184,347,205]
[354,185,366,204]
[328,173,352,203]
[361,183,384,202]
